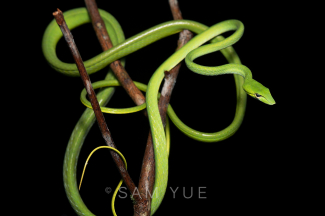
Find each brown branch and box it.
[169,0,183,20]
[160,1,193,114]
[137,1,194,216]
[157,29,193,126]
[84,0,146,107]
[52,8,140,203]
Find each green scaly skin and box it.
[42,8,275,216]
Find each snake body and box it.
[42,8,275,215]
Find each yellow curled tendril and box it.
[79,146,127,216]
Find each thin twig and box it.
[52,8,139,202]
[169,0,183,20]
[84,0,146,107]
[137,1,194,215]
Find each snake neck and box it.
[185,60,252,80]
[222,64,252,80]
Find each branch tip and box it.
[53,9,64,25]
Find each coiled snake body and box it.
[42,8,275,216]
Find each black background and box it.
[11,0,301,215]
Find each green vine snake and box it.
[42,7,275,216]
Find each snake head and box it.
[243,79,275,105]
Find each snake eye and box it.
[255,93,262,98]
